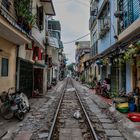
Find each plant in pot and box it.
[15,0,36,33]
[15,0,28,23]
[123,47,138,64]
[27,14,36,31]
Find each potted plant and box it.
[123,47,138,64]
[28,14,36,30]
[105,23,110,31]
[15,0,36,33]
[99,29,105,39]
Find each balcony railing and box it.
[89,16,96,29]
[0,0,32,37]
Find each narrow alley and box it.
[1,78,139,140]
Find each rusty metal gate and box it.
[17,58,33,98]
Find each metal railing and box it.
[89,16,96,29]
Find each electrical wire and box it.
[63,33,90,44]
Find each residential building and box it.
[59,52,67,80]
[75,41,91,82]
[0,0,32,94]
[89,0,118,83]
[115,0,140,93]
[16,0,55,97]
[59,53,67,80]
[0,0,57,97]
[89,0,140,95]
[46,19,64,85]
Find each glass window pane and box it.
[1,58,8,76]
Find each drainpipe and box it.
[16,45,20,90]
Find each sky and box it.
[53,0,90,64]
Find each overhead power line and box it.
[63,33,90,44]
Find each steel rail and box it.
[47,78,69,140]
[70,78,99,140]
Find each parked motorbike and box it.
[0,88,30,121]
[101,82,111,98]
[101,86,111,98]
[51,78,57,86]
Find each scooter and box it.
[13,90,30,120]
[0,88,30,121]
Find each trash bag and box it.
[109,103,116,113]
[73,110,81,119]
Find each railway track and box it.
[47,78,102,140]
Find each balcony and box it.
[59,41,63,49]
[89,16,96,29]
[40,0,55,15]
[0,0,32,44]
[47,36,59,49]
[118,19,140,42]
[99,21,110,39]
[98,0,109,18]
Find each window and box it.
[118,0,139,33]
[98,65,100,75]
[1,58,9,76]
[36,5,44,31]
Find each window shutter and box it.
[36,5,44,31]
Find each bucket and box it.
[129,103,136,112]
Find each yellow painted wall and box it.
[0,37,16,94]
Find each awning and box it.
[48,36,59,49]
[32,28,45,49]
[34,62,47,68]
[40,0,55,15]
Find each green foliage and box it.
[67,63,75,72]
[87,82,96,88]
[116,46,139,65]
[123,47,137,60]
[80,75,85,83]
[15,0,36,27]
[110,92,118,98]
[137,61,140,67]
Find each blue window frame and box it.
[118,0,140,33]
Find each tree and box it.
[67,63,75,74]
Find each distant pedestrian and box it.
[93,77,97,87]
[93,77,101,94]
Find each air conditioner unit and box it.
[114,11,123,18]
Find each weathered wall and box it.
[0,37,17,93]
